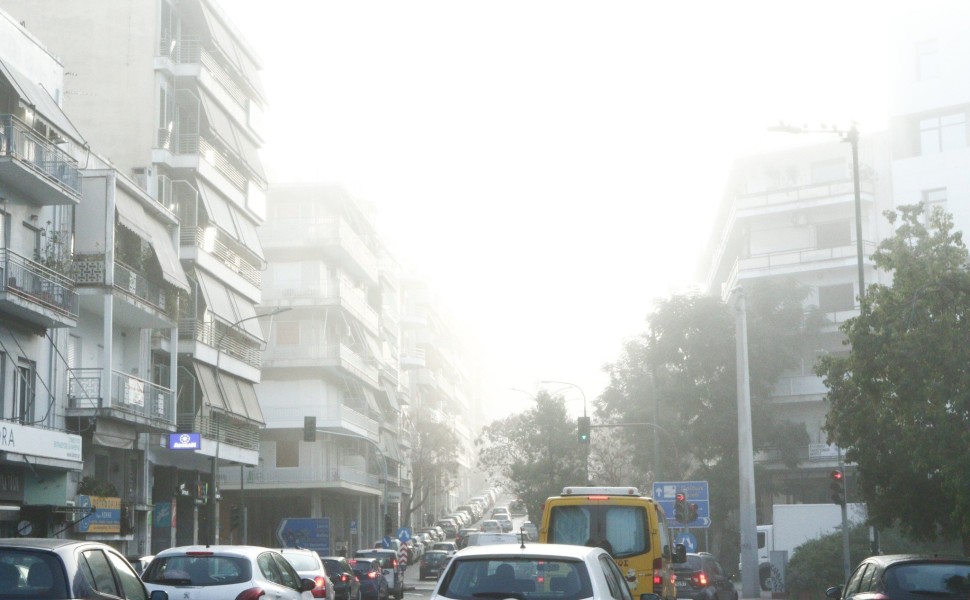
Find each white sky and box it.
[222,1,900,417]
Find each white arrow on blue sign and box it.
[676,532,698,552]
[653,481,712,529]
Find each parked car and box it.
[142,545,316,599]
[353,548,403,600]
[349,558,389,600]
[420,550,451,581]
[495,514,514,532]
[480,519,502,533]
[429,542,633,600]
[826,554,970,600]
[282,547,335,600]
[321,556,362,600]
[673,553,737,600]
[127,554,156,576]
[0,538,167,600]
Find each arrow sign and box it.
[653,481,712,529]
[676,532,697,552]
[277,517,331,555]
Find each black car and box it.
[323,556,362,600]
[419,550,450,581]
[0,537,168,600]
[827,554,970,600]
[673,552,737,600]
[349,558,389,600]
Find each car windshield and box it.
[0,550,69,599]
[142,555,251,586]
[887,563,970,597]
[424,553,448,565]
[439,557,591,600]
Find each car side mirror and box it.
[300,578,316,592]
[149,591,169,600]
[825,586,843,599]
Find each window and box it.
[15,362,34,425]
[810,159,846,184]
[816,220,851,249]
[916,40,941,81]
[923,188,947,223]
[79,550,120,596]
[920,113,966,154]
[818,284,856,312]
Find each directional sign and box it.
[653,480,711,529]
[676,531,698,552]
[397,527,412,543]
[277,517,331,555]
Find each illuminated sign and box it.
[168,433,201,450]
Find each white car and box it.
[431,543,635,600]
[142,545,316,599]
[281,547,336,600]
[463,532,519,547]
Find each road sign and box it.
[382,535,392,549]
[397,527,411,543]
[676,531,698,552]
[653,481,711,528]
[277,518,331,555]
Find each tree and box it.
[817,205,970,553]
[476,391,586,521]
[598,278,821,559]
[403,418,461,527]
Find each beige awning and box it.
[195,362,227,412]
[197,270,236,325]
[197,181,265,262]
[0,59,85,144]
[199,91,266,183]
[143,217,190,292]
[218,372,265,425]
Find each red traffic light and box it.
[830,470,843,481]
[675,492,686,502]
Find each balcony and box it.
[263,278,377,331]
[0,115,81,205]
[226,463,380,490]
[0,249,78,328]
[735,178,874,215]
[67,368,175,428]
[263,343,379,387]
[181,227,262,288]
[179,319,262,369]
[770,374,829,399]
[74,254,178,322]
[177,412,259,451]
[261,218,378,284]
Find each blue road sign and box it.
[382,535,392,549]
[276,518,331,555]
[653,480,711,529]
[676,531,698,552]
[397,527,412,543]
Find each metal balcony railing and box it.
[73,255,178,319]
[0,248,78,317]
[177,319,262,369]
[67,368,175,425]
[177,412,259,451]
[0,114,81,198]
[181,227,262,287]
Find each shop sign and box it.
[77,495,120,533]
[0,423,81,462]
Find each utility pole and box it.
[734,287,758,599]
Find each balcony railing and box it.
[177,412,259,451]
[0,114,81,199]
[73,254,177,318]
[67,368,175,425]
[264,343,379,385]
[178,319,262,369]
[736,178,874,212]
[0,248,78,317]
[181,227,262,287]
[223,463,379,488]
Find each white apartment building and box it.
[1,0,268,551]
[702,132,894,517]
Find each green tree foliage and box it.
[817,205,970,553]
[404,419,461,526]
[598,278,822,559]
[476,391,587,520]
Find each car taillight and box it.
[691,572,708,587]
[315,576,327,589]
[234,588,266,600]
[653,556,663,586]
[392,558,398,569]
[340,574,349,583]
[369,572,379,579]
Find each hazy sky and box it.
[222,1,897,417]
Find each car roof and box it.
[281,548,318,555]
[454,543,604,560]
[155,545,277,558]
[0,538,87,551]
[861,554,970,567]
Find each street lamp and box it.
[768,122,866,304]
[210,305,291,544]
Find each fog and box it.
[222,0,901,414]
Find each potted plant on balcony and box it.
[77,476,118,498]
[34,221,73,275]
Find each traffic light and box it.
[577,416,591,444]
[674,492,687,523]
[830,469,845,506]
[230,505,242,530]
[687,503,698,523]
[304,416,316,442]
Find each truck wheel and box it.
[759,563,772,591]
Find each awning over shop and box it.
[142,217,190,292]
[0,59,85,144]
[93,420,135,450]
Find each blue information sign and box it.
[397,527,411,543]
[676,531,698,552]
[653,480,711,528]
[168,433,201,450]
[276,518,331,555]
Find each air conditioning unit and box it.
[132,166,154,193]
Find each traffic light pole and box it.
[838,452,850,581]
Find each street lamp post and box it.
[541,380,588,483]
[210,306,290,544]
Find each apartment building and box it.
[250,183,409,551]
[0,10,84,539]
[1,0,268,550]
[701,132,894,518]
